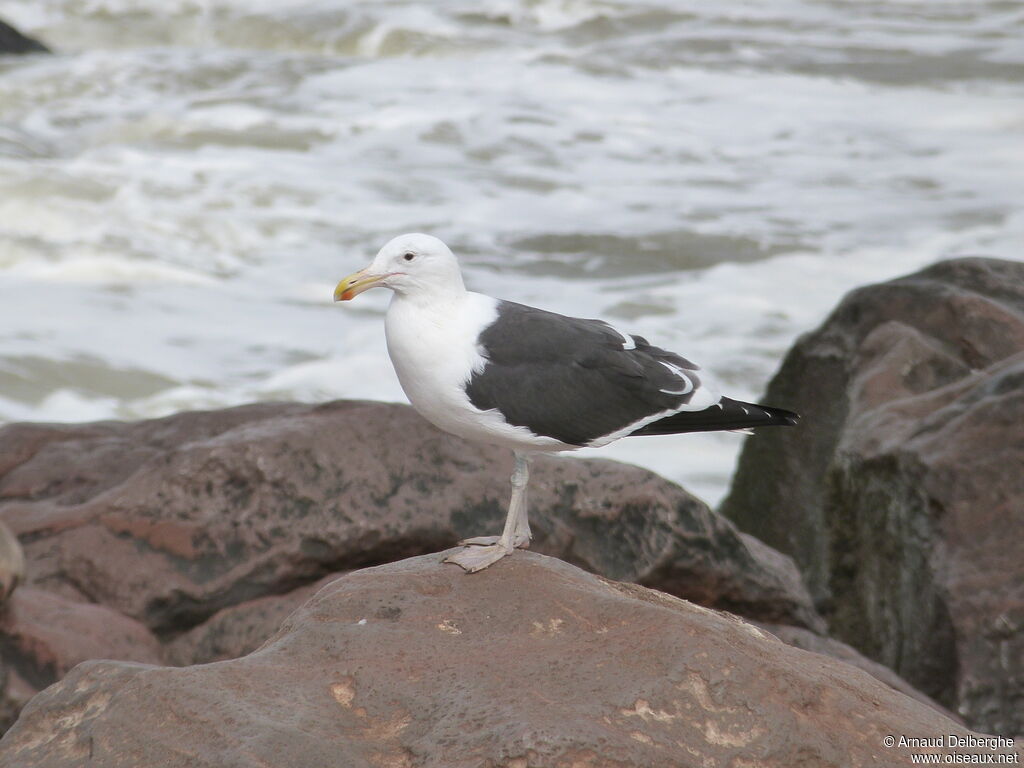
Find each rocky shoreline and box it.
[0,257,1021,763]
[721,257,1024,737]
[1,552,1002,767]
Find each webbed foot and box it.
[457,533,531,549]
[443,544,514,573]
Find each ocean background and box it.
[1,0,1022,506]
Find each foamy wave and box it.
[1,0,1022,503]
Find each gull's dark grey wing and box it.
[463,301,703,445]
[464,300,797,446]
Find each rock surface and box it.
[0,400,821,635]
[0,588,162,732]
[2,552,1006,768]
[1,399,834,731]
[753,622,961,722]
[0,19,49,55]
[720,257,1024,736]
[162,573,343,667]
[163,573,955,723]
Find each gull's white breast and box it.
[384,291,571,452]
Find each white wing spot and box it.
[658,361,695,396]
[605,323,636,350]
[740,406,749,415]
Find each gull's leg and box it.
[509,454,532,548]
[457,453,532,548]
[446,453,532,572]
[513,499,531,546]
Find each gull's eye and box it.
[403,252,415,262]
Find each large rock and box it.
[0,588,162,732]
[753,622,960,722]
[720,257,1024,736]
[0,19,49,55]
[163,573,343,667]
[2,552,1007,768]
[0,400,821,636]
[162,573,960,724]
[0,399,841,731]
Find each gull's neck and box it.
[389,279,468,313]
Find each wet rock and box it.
[0,400,822,636]
[163,573,344,667]
[0,399,839,732]
[0,588,162,731]
[164,567,954,728]
[720,257,1024,736]
[0,399,956,739]
[754,622,962,723]
[0,588,162,678]
[0,665,33,736]
[0,19,49,55]
[1,552,1005,768]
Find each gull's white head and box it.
[334,233,465,302]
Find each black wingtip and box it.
[738,401,800,428]
[778,409,800,426]
[626,399,800,437]
[755,405,799,428]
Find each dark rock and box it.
[0,399,844,732]
[754,622,962,723]
[2,552,1004,768]
[163,573,344,667]
[720,257,1024,736]
[0,588,162,732]
[0,664,32,736]
[0,589,162,681]
[0,400,822,636]
[1,399,957,736]
[0,19,49,55]
[165,566,957,730]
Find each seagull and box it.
[334,233,798,573]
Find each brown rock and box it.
[1,552,1007,768]
[720,257,1024,736]
[0,666,34,735]
[0,399,842,733]
[0,588,162,731]
[754,622,962,723]
[0,400,822,636]
[164,569,955,727]
[0,588,162,674]
[163,573,344,667]
[0,398,956,737]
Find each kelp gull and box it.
[334,233,798,572]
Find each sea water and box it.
[1,0,1022,505]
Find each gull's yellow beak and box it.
[334,267,386,302]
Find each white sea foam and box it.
[1,0,1022,505]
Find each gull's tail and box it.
[628,397,799,437]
